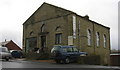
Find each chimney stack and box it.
[84,15,89,20]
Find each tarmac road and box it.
[1,59,120,70]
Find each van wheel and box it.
[59,60,64,64]
[55,60,60,63]
[5,57,9,61]
[65,57,70,64]
[55,60,64,64]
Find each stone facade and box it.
[23,2,110,65]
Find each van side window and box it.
[67,48,73,52]
[73,47,78,52]
[62,48,67,52]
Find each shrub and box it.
[21,51,26,58]
[36,52,51,60]
[25,52,51,60]
[25,47,52,60]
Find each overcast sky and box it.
[0,0,119,50]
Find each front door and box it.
[41,36,46,51]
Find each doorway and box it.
[41,36,46,51]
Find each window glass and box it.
[0,47,8,52]
[67,48,73,52]
[96,32,100,46]
[26,37,37,52]
[62,48,67,52]
[73,16,76,39]
[87,29,91,45]
[55,33,62,44]
[103,34,107,48]
[73,47,78,52]
[51,46,61,53]
[0,48,1,52]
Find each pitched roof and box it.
[23,2,74,25]
[0,41,10,46]
[23,2,110,29]
[43,2,75,14]
[0,40,22,50]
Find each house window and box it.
[41,24,45,32]
[26,37,37,52]
[103,34,107,48]
[96,32,100,47]
[87,29,91,46]
[55,33,62,44]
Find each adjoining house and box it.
[0,40,22,51]
[22,2,110,65]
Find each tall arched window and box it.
[103,34,107,48]
[96,32,100,47]
[87,29,91,45]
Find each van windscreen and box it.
[0,47,8,52]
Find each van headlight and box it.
[80,54,86,56]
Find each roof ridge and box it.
[43,2,75,14]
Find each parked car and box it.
[10,50,23,58]
[0,46,12,61]
[51,45,87,64]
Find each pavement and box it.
[12,58,55,63]
[33,59,55,63]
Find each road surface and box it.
[1,59,120,70]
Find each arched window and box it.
[41,24,45,32]
[55,26,62,44]
[30,31,34,36]
[96,32,100,47]
[103,34,107,48]
[87,29,91,45]
[55,26,61,32]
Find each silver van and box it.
[0,46,12,61]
